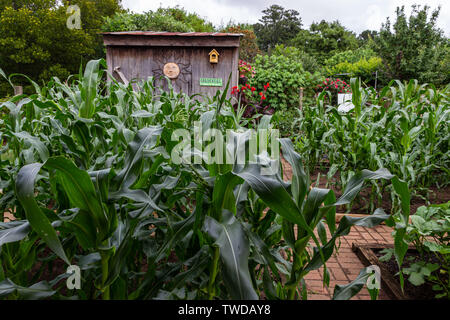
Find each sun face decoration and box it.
[163,62,180,79]
[152,51,192,94]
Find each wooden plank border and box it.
[352,243,412,300]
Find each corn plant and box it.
[293,78,449,213]
[0,60,408,300]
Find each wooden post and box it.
[13,85,23,96]
[299,87,304,110]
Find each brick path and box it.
[304,224,393,300]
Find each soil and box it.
[373,248,443,300]
[281,158,450,215]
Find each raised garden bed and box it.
[353,243,444,300]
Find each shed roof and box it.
[102,31,243,37]
[102,31,243,47]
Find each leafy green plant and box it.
[292,78,449,214]
[0,60,399,301]
[102,6,214,33]
[250,54,306,111]
[388,201,449,299]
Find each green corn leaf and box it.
[334,168,394,206]
[45,157,108,236]
[79,59,102,118]
[0,279,56,300]
[12,132,49,162]
[113,126,163,190]
[332,267,373,300]
[203,211,258,300]
[15,163,70,264]
[233,163,301,225]
[279,138,309,208]
[0,220,31,246]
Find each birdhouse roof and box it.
[209,49,219,56]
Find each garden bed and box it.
[353,243,443,300]
[281,158,450,215]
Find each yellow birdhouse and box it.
[209,49,219,64]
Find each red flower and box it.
[261,95,266,100]
[251,87,256,92]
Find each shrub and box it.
[315,78,351,104]
[325,47,382,84]
[272,44,323,74]
[102,7,214,32]
[249,54,306,111]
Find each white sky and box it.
[121,0,449,35]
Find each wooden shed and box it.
[102,31,242,97]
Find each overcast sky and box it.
[121,0,449,35]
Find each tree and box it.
[253,5,302,52]
[271,44,322,74]
[223,24,260,62]
[358,30,378,44]
[291,20,359,65]
[62,0,124,57]
[373,5,448,85]
[0,1,122,95]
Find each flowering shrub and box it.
[231,82,273,118]
[249,54,307,111]
[238,60,256,79]
[316,78,351,95]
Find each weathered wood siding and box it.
[103,33,241,98]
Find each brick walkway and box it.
[304,224,393,300]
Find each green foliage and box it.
[65,0,124,57]
[373,5,448,85]
[388,199,449,299]
[325,46,378,67]
[102,6,214,33]
[0,0,121,97]
[250,54,306,111]
[325,47,383,84]
[406,202,449,298]
[291,20,359,65]
[0,61,394,300]
[273,108,300,138]
[358,30,378,44]
[157,6,214,32]
[253,5,302,52]
[292,79,449,213]
[272,44,323,74]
